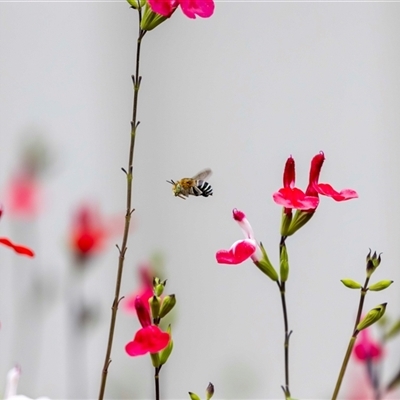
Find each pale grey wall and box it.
[1,2,400,399]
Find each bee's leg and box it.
[178,194,187,200]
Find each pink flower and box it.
[305,152,358,202]
[353,329,383,362]
[273,152,358,211]
[125,325,170,356]
[215,209,260,265]
[123,264,154,314]
[273,156,319,212]
[147,0,214,19]
[134,296,152,328]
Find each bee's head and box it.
[167,179,181,196]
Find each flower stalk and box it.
[97,8,146,400]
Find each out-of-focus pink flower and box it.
[353,329,383,362]
[4,366,51,400]
[6,173,40,218]
[273,156,319,212]
[70,204,117,262]
[125,325,170,356]
[216,209,261,265]
[148,0,214,19]
[123,263,154,314]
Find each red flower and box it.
[353,329,383,362]
[273,152,357,211]
[0,238,34,257]
[148,0,214,19]
[125,325,170,356]
[215,209,261,265]
[133,296,152,328]
[70,204,113,261]
[305,152,358,201]
[0,206,34,257]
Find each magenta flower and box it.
[147,0,214,19]
[125,325,170,356]
[305,152,358,202]
[353,328,383,362]
[273,152,358,211]
[215,209,260,265]
[273,156,319,212]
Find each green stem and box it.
[277,280,291,397]
[331,276,370,400]
[331,336,357,400]
[97,9,145,400]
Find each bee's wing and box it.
[192,168,212,181]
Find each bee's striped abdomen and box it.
[192,180,213,197]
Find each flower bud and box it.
[206,383,214,400]
[160,325,173,365]
[188,393,201,400]
[340,279,362,289]
[366,249,382,277]
[280,243,289,282]
[149,295,161,322]
[150,352,161,368]
[254,243,279,281]
[356,303,387,332]
[368,280,393,292]
[159,294,176,318]
[153,277,166,296]
[286,209,314,236]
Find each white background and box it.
[0,1,400,399]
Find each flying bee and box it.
[167,169,213,199]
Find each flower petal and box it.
[179,0,215,18]
[147,0,178,17]
[0,238,34,257]
[125,326,170,356]
[232,209,254,239]
[216,239,256,265]
[316,183,358,201]
[273,188,319,210]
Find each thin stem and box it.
[331,336,357,400]
[97,9,145,400]
[154,366,160,400]
[331,276,370,400]
[277,280,291,397]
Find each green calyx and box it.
[141,4,169,31]
[254,243,278,281]
[366,249,382,277]
[160,325,173,365]
[356,303,387,332]
[286,210,314,236]
[280,243,289,282]
[159,294,176,318]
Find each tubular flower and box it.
[147,0,214,19]
[123,264,154,314]
[353,328,383,362]
[305,152,358,202]
[125,325,170,356]
[215,209,261,265]
[273,155,319,212]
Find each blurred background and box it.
[1,1,400,399]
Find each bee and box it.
[167,169,213,199]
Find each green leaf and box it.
[340,279,362,289]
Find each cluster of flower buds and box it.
[125,277,175,368]
[189,382,214,400]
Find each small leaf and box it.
[188,392,201,400]
[369,280,393,292]
[341,279,362,289]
